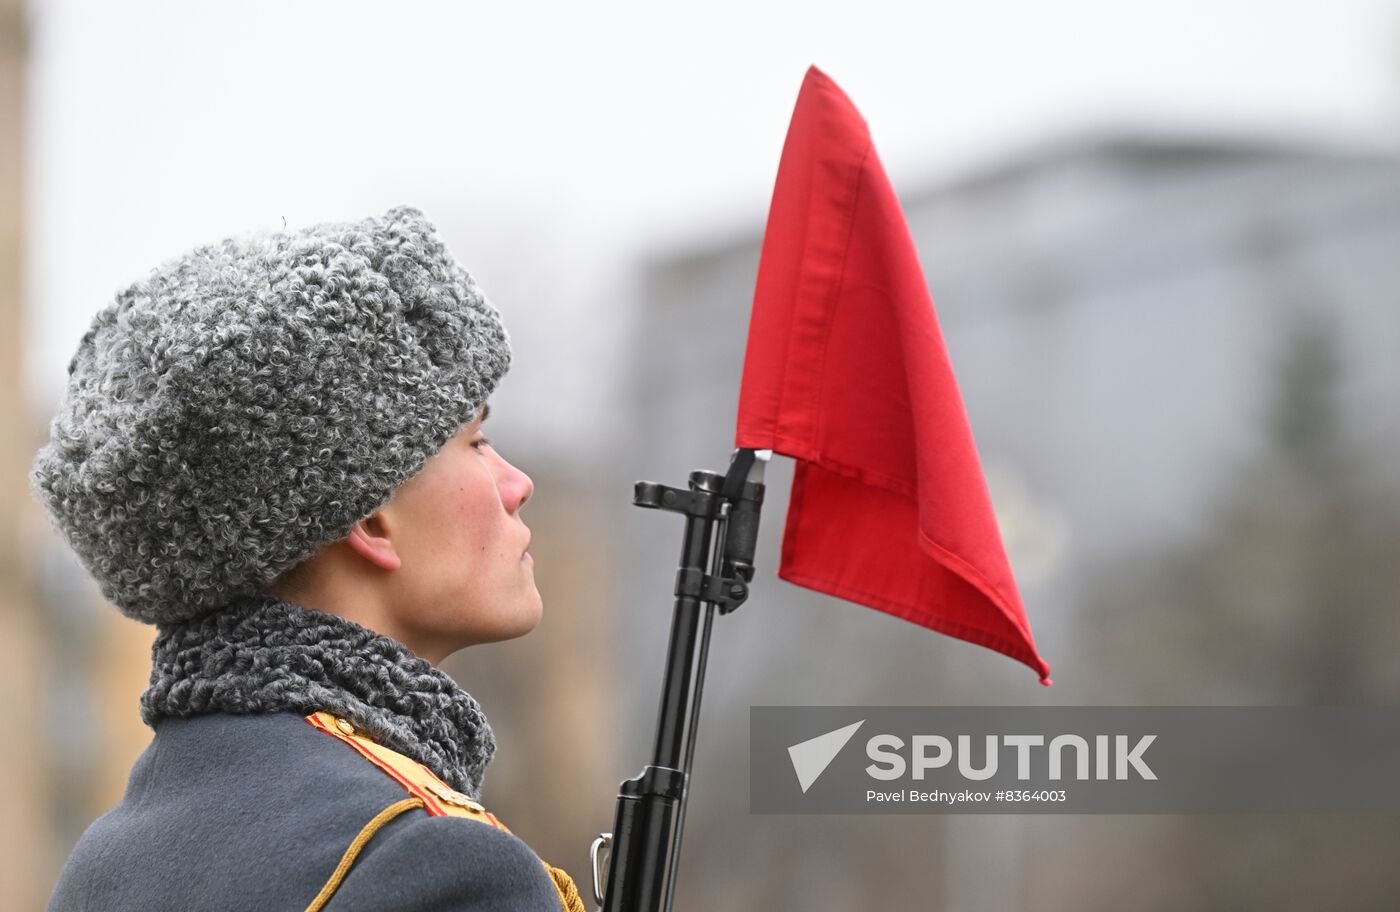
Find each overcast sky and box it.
[23,0,1400,447]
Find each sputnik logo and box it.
[787,720,866,793]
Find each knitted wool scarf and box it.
[140,593,496,798]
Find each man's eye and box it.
[471,437,492,450]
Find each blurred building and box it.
[2,0,46,909]
[625,130,1400,909]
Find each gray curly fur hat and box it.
[29,205,511,626]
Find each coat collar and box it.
[140,594,496,797]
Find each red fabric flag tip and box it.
[736,66,1052,685]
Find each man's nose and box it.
[497,455,533,512]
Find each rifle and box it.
[589,447,771,912]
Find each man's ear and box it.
[344,513,403,571]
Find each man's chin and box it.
[460,602,544,649]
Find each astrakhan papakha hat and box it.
[29,206,510,625]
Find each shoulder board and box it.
[304,711,506,828]
[304,711,586,912]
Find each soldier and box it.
[30,206,586,912]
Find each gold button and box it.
[334,718,356,736]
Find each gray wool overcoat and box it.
[47,712,567,911]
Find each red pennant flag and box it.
[736,66,1052,685]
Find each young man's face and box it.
[373,403,542,656]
